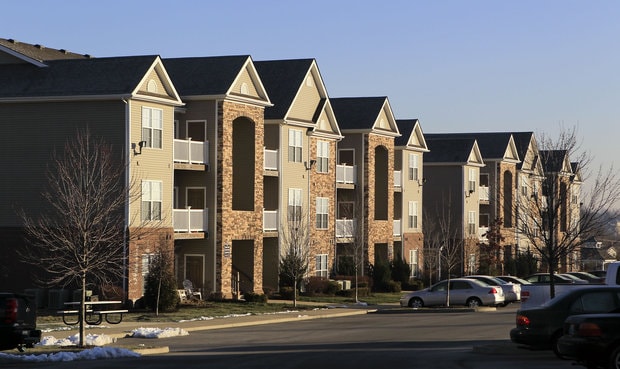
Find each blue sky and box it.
[4,0,620,172]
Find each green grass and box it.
[36,292,401,326]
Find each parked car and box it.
[400,278,505,308]
[524,273,579,284]
[589,270,607,279]
[559,273,589,284]
[497,275,532,285]
[565,271,605,284]
[0,292,41,351]
[464,275,520,304]
[557,312,620,368]
[510,286,620,358]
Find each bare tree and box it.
[516,126,620,297]
[423,192,464,307]
[18,129,138,347]
[279,209,311,308]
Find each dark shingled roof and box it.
[424,136,478,163]
[0,55,160,98]
[511,132,535,170]
[424,132,512,160]
[540,150,568,173]
[395,119,418,146]
[0,38,91,61]
[163,56,250,96]
[330,97,387,130]
[254,59,314,120]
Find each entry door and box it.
[187,188,205,209]
[185,255,204,290]
[187,121,206,141]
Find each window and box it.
[409,249,419,277]
[468,168,476,193]
[521,177,528,197]
[141,253,156,293]
[468,211,476,235]
[142,180,162,221]
[316,254,328,278]
[316,197,329,229]
[317,141,329,173]
[408,153,419,181]
[408,201,418,229]
[142,107,163,149]
[288,129,303,162]
[288,188,302,222]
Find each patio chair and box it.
[182,279,202,300]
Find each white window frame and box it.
[316,197,329,229]
[316,254,328,278]
[408,153,419,181]
[468,168,476,193]
[317,140,329,173]
[409,249,419,277]
[288,188,302,222]
[521,177,529,197]
[288,129,303,163]
[408,201,418,229]
[142,107,163,149]
[142,180,162,221]
[468,211,476,235]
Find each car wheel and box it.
[609,345,620,369]
[466,297,482,308]
[409,297,424,308]
[551,331,568,359]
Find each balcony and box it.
[336,165,356,185]
[263,209,278,232]
[264,148,279,172]
[478,226,489,241]
[479,186,489,202]
[393,219,401,237]
[174,207,208,238]
[393,170,402,189]
[336,219,356,238]
[174,139,208,166]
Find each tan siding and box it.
[232,67,259,97]
[288,76,321,121]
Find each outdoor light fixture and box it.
[132,141,147,155]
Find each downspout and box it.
[212,100,219,294]
[123,98,130,302]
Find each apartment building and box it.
[330,97,401,272]
[422,136,485,276]
[255,59,342,289]
[394,119,429,277]
[0,41,183,302]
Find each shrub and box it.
[371,261,393,292]
[279,286,295,300]
[143,258,180,313]
[391,257,411,286]
[244,292,268,303]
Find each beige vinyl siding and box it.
[288,76,321,122]
[232,67,259,97]
[0,101,127,226]
[280,125,309,225]
[129,100,175,228]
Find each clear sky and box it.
[4,0,620,173]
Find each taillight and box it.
[5,298,17,324]
[576,322,602,337]
[516,314,530,327]
[489,287,498,294]
[521,290,530,302]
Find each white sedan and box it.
[400,278,505,308]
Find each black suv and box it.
[510,286,620,358]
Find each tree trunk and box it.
[79,274,86,348]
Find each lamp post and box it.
[438,245,444,281]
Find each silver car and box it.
[399,278,505,308]
[464,275,520,304]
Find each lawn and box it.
[36,292,402,326]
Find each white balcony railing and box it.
[174,139,208,165]
[263,209,278,232]
[264,149,279,171]
[478,226,489,241]
[393,170,402,188]
[336,164,356,184]
[336,219,356,238]
[393,219,401,236]
[479,186,489,201]
[174,207,208,233]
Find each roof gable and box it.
[310,98,342,139]
[395,119,429,152]
[540,150,572,174]
[255,59,314,119]
[228,58,270,105]
[331,96,400,137]
[424,136,485,167]
[133,57,182,105]
[424,132,519,162]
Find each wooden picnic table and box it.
[58,300,128,325]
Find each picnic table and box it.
[58,300,128,325]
